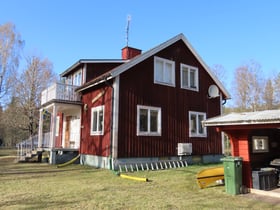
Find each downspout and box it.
[110,83,114,170]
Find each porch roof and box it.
[203,110,280,127]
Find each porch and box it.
[29,82,83,164]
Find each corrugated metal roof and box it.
[203,110,280,126]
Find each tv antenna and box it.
[126,15,131,47]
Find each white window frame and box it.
[90,105,104,136]
[137,105,161,136]
[154,56,175,87]
[180,64,199,91]
[73,70,82,86]
[189,111,207,137]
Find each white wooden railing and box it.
[16,132,80,159]
[16,133,51,158]
[41,82,80,105]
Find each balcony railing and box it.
[41,82,80,105]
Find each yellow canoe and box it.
[197,167,224,189]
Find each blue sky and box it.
[1,0,280,96]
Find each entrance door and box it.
[65,116,71,148]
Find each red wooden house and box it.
[36,33,230,169]
[76,33,230,169]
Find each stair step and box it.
[25,153,32,158]
[32,150,38,155]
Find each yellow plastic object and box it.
[120,174,148,182]
[57,154,80,168]
[196,167,224,189]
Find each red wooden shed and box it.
[203,110,280,189]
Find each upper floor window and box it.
[181,64,199,91]
[189,111,206,137]
[91,105,104,136]
[154,56,175,87]
[73,70,82,86]
[137,105,161,136]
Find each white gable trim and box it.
[110,33,230,99]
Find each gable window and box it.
[73,70,82,86]
[189,111,206,137]
[181,64,199,91]
[90,105,104,135]
[137,105,161,136]
[154,56,175,87]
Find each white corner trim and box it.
[112,76,120,158]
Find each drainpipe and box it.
[110,86,114,170]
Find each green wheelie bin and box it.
[221,156,243,195]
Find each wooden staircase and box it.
[18,148,43,162]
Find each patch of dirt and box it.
[242,193,280,206]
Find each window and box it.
[154,56,175,87]
[252,136,269,153]
[181,64,199,91]
[73,70,82,86]
[137,105,161,136]
[189,111,206,137]
[91,106,104,135]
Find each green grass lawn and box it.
[0,150,279,209]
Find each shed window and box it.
[154,56,175,87]
[189,111,206,137]
[181,64,199,91]
[91,105,104,135]
[137,105,161,136]
[252,136,269,153]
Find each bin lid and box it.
[261,167,276,171]
[221,156,243,162]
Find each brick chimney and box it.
[121,46,142,60]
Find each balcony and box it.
[41,82,81,105]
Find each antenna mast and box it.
[126,15,131,47]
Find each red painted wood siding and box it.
[117,40,223,158]
[80,83,113,156]
[227,130,252,188]
[86,63,123,83]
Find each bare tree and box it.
[211,64,227,86]
[13,55,56,137]
[273,73,280,107]
[1,97,28,146]
[233,60,263,111]
[263,79,274,110]
[0,22,24,104]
